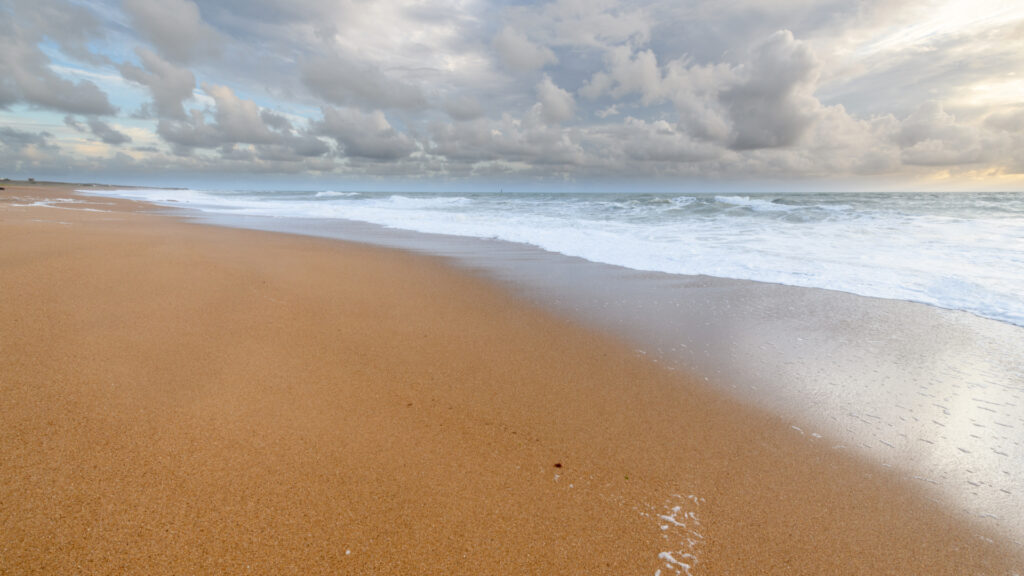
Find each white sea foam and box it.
[647,494,704,576]
[81,188,1024,327]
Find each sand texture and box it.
[1,183,1021,574]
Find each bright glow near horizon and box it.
[0,0,1023,191]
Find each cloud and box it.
[444,95,484,122]
[0,12,116,115]
[118,48,196,119]
[3,0,1024,186]
[316,106,416,160]
[122,0,221,64]
[585,117,722,168]
[7,0,110,65]
[985,108,1024,134]
[579,29,824,150]
[897,101,994,166]
[721,30,822,149]
[153,84,330,162]
[535,75,575,124]
[493,27,557,73]
[301,53,426,110]
[0,126,66,171]
[504,0,652,50]
[204,83,281,144]
[63,114,132,145]
[427,113,585,171]
[87,118,133,146]
[580,46,662,101]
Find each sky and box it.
[1,0,1023,191]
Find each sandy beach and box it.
[1,182,1021,574]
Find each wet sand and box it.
[2,182,1021,574]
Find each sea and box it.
[90,188,1024,327]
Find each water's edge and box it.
[73,185,1024,546]
[173,210,1024,546]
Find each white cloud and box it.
[118,48,196,119]
[122,0,221,64]
[535,75,575,124]
[301,53,426,110]
[317,106,416,160]
[3,0,1024,186]
[493,27,557,73]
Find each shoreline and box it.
[2,182,1022,574]
[169,187,1024,539]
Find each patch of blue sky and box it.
[37,40,148,117]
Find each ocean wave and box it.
[314,191,360,198]
[79,188,1024,327]
[713,195,796,212]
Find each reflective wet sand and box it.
[212,213,1024,545]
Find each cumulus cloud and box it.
[122,0,221,64]
[0,126,66,171]
[316,106,416,160]
[493,27,557,73]
[2,0,1023,186]
[722,30,822,150]
[7,0,109,65]
[154,84,330,162]
[444,95,484,122]
[580,46,663,102]
[302,53,426,110]
[580,29,824,150]
[897,101,995,166]
[428,113,585,171]
[64,115,132,145]
[985,109,1024,134]
[535,75,575,124]
[0,13,116,115]
[505,0,652,50]
[119,48,196,119]
[586,117,722,167]
[86,118,132,145]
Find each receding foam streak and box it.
[80,188,1024,327]
[647,494,704,576]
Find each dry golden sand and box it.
[1,183,1021,575]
